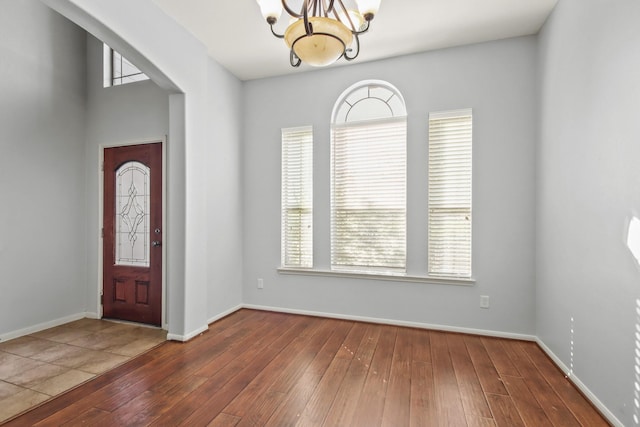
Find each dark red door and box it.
[103,143,162,326]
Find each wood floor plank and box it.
[321,324,382,426]
[177,317,313,425]
[350,325,397,427]
[447,333,493,422]
[147,314,304,426]
[519,341,610,426]
[265,322,353,427]
[295,357,351,426]
[409,360,437,427]
[6,310,611,427]
[108,374,208,426]
[222,318,333,417]
[431,331,468,426]
[486,393,525,427]
[464,335,508,396]
[194,312,288,378]
[235,390,286,427]
[207,413,241,427]
[266,320,337,394]
[505,341,582,427]
[335,322,368,360]
[380,327,412,427]
[58,408,112,427]
[409,327,432,364]
[501,375,553,426]
[264,372,323,427]
[482,337,521,377]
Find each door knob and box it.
[152,241,162,247]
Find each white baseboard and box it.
[207,304,243,325]
[167,324,209,342]
[241,304,537,341]
[0,312,87,343]
[535,338,623,427]
[165,305,243,342]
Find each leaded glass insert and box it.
[115,161,150,267]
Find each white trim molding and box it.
[277,267,475,286]
[167,324,209,342]
[167,305,243,342]
[207,305,243,325]
[535,338,623,427]
[241,303,534,341]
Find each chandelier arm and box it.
[352,19,370,35]
[326,0,337,15]
[290,49,302,67]
[333,0,352,29]
[302,0,313,36]
[344,33,361,61]
[270,24,285,39]
[282,0,303,18]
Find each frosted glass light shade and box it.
[284,17,353,67]
[355,0,381,17]
[339,9,366,31]
[257,0,282,21]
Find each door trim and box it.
[98,137,167,329]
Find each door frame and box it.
[98,138,167,329]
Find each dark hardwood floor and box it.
[3,309,609,426]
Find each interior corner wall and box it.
[204,57,244,320]
[84,33,170,319]
[243,36,538,336]
[0,0,87,336]
[536,0,640,424]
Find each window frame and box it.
[428,109,473,279]
[281,126,314,269]
[278,82,475,286]
[103,43,149,88]
[330,81,408,275]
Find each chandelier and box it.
[256,0,382,67]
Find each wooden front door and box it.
[103,143,162,326]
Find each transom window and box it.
[331,81,407,274]
[103,43,149,87]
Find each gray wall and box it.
[84,33,170,319]
[243,36,538,336]
[0,0,87,336]
[536,0,640,424]
[205,57,244,320]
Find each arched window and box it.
[331,81,407,273]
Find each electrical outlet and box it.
[257,278,264,289]
[480,295,490,309]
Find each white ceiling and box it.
[150,0,558,81]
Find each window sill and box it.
[277,267,475,286]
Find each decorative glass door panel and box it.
[115,161,150,267]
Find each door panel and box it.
[103,143,162,326]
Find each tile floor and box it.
[0,318,166,423]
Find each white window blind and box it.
[331,117,407,273]
[281,126,313,268]
[428,109,472,278]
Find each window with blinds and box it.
[281,126,313,268]
[428,109,472,278]
[331,114,407,274]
